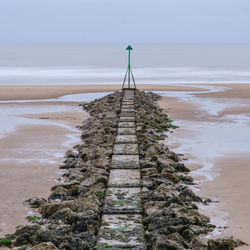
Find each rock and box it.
[174,163,190,172]
[190,237,208,250]
[207,237,246,250]
[52,224,72,237]
[48,192,66,202]
[59,236,90,250]
[14,225,41,246]
[51,182,80,198]
[49,207,73,222]
[168,151,180,162]
[144,201,166,217]
[166,232,185,244]
[80,177,96,187]
[80,173,108,188]
[203,198,213,205]
[60,158,77,169]
[41,201,77,218]
[31,230,57,245]
[77,232,96,249]
[31,242,59,250]
[156,159,176,173]
[142,177,157,189]
[65,149,76,158]
[181,228,195,241]
[156,183,171,193]
[161,172,180,183]
[141,168,158,177]
[53,181,80,190]
[152,236,185,250]
[179,188,202,202]
[179,175,194,184]
[24,197,46,208]
[14,233,31,246]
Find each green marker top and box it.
[126,45,133,50]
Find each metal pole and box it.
[123,45,136,90]
[122,68,128,89]
[128,50,131,89]
[131,68,136,89]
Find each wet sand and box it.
[0,101,89,237]
[0,85,205,238]
[0,84,205,101]
[196,83,250,99]
[158,84,250,246]
[200,155,250,244]
[1,83,250,247]
[0,124,70,235]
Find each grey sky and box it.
[0,0,250,44]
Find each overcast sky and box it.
[0,0,250,44]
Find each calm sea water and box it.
[0,45,250,85]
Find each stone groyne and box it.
[96,90,144,249]
[1,90,246,249]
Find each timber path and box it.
[96,89,145,248]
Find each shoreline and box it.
[3,90,244,249]
[0,83,250,246]
[0,100,89,237]
[157,85,250,246]
[1,83,250,101]
[198,154,250,243]
[0,84,208,101]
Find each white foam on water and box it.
[63,132,81,148]
[0,92,112,104]
[1,66,250,85]
[0,92,111,169]
[57,92,112,103]
[0,91,110,139]
[153,84,242,116]
[160,85,250,182]
[0,121,80,165]
[0,104,76,139]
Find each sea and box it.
[0,44,250,85]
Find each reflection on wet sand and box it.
[158,85,250,243]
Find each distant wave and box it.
[0,66,250,85]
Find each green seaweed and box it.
[167,118,174,123]
[155,125,167,132]
[16,246,28,250]
[114,226,130,232]
[169,124,179,129]
[96,191,105,199]
[0,238,12,247]
[156,135,165,140]
[166,118,179,129]
[26,215,40,221]
[113,200,126,206]
[102,243,112,248]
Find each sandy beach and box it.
[0,83,250,247]
[157,84,250,247]
[1,0,249,247]
[0,84,203,237]
[0,84,205,101]
[0,99,89,237]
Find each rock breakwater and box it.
[134,91,245,249]
[4,91,122,249]
[2,90,246,249]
